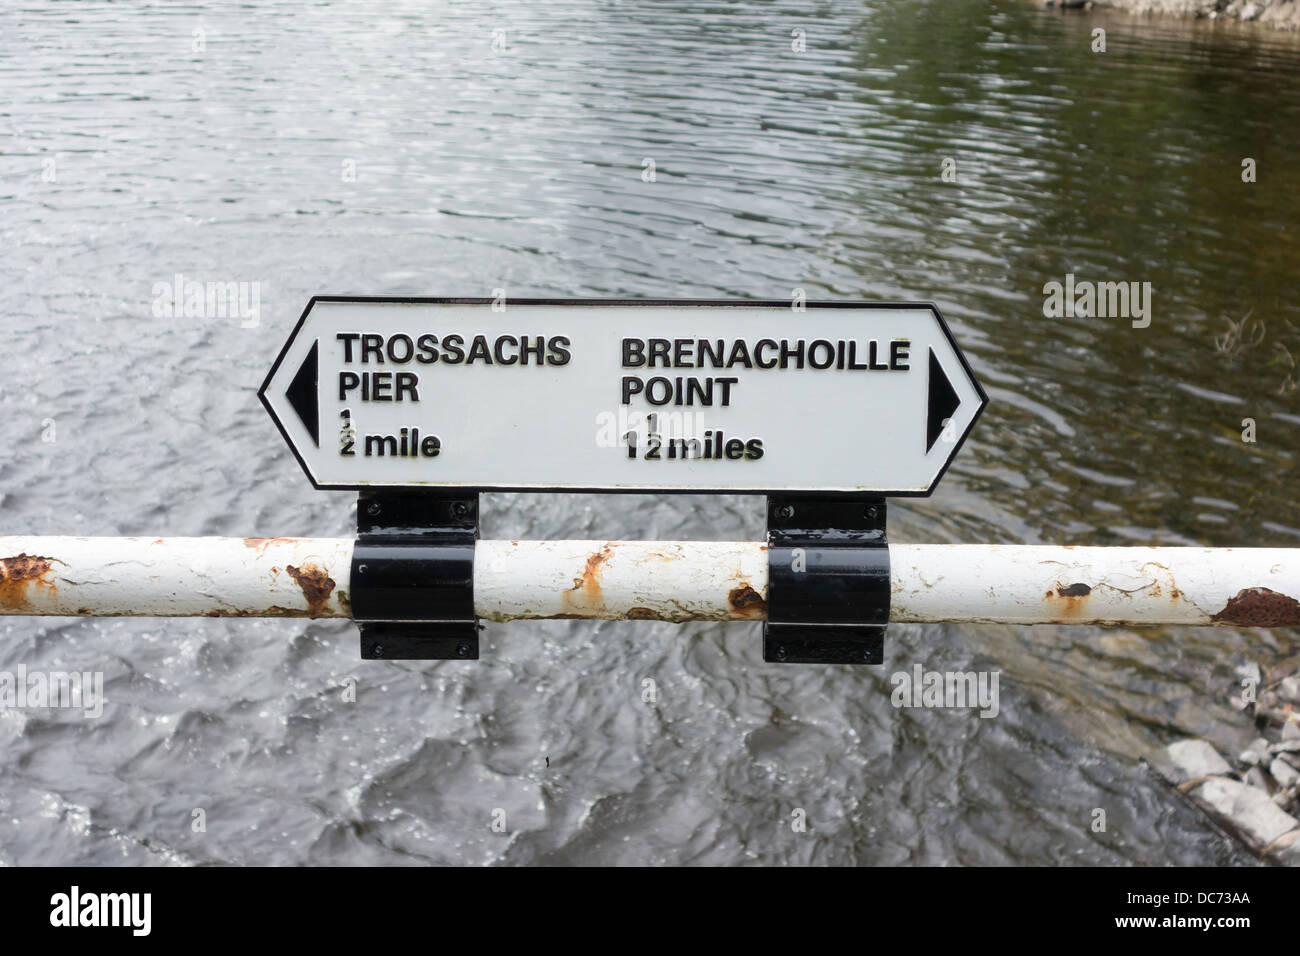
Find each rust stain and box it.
[0,554,57,609]
[285,563,337,617]
[1044,580,1094,618]
[562,545,613,612]
[627,606,660,620]
[1043,570,1194,608]
[243,605,300,617]
[205,605,317,618]
[1213,588,1300,627]
[585,546,613,576]
[243,537,306,553]
[728,582,767,619]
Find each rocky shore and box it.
[1043,0,1300,30]
[1150,656,1300,864]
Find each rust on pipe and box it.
[0,553,59,611]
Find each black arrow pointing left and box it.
[285,340,319,447]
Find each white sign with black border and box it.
[259,297,987,495]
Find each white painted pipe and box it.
[0,538,1297,627]
[474,539,768,623]
[889,544,1300,628]
[0,537,355,619]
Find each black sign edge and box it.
[260,296,990,498]
[258,296,322,494]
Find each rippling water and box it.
[2,0,1298,864]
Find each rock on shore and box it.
[1147,656,1300,863]
[1043,0,1300,30]
[1151,738,1300,863]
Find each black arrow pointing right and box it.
[286,340,319,447]
[927,347,960,453]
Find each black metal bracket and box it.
[351,491,479,660]
[764,496,890,665]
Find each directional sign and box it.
[259,298,987,495]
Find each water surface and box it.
[2,0,1298,864]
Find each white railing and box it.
[1,537,1297,627]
